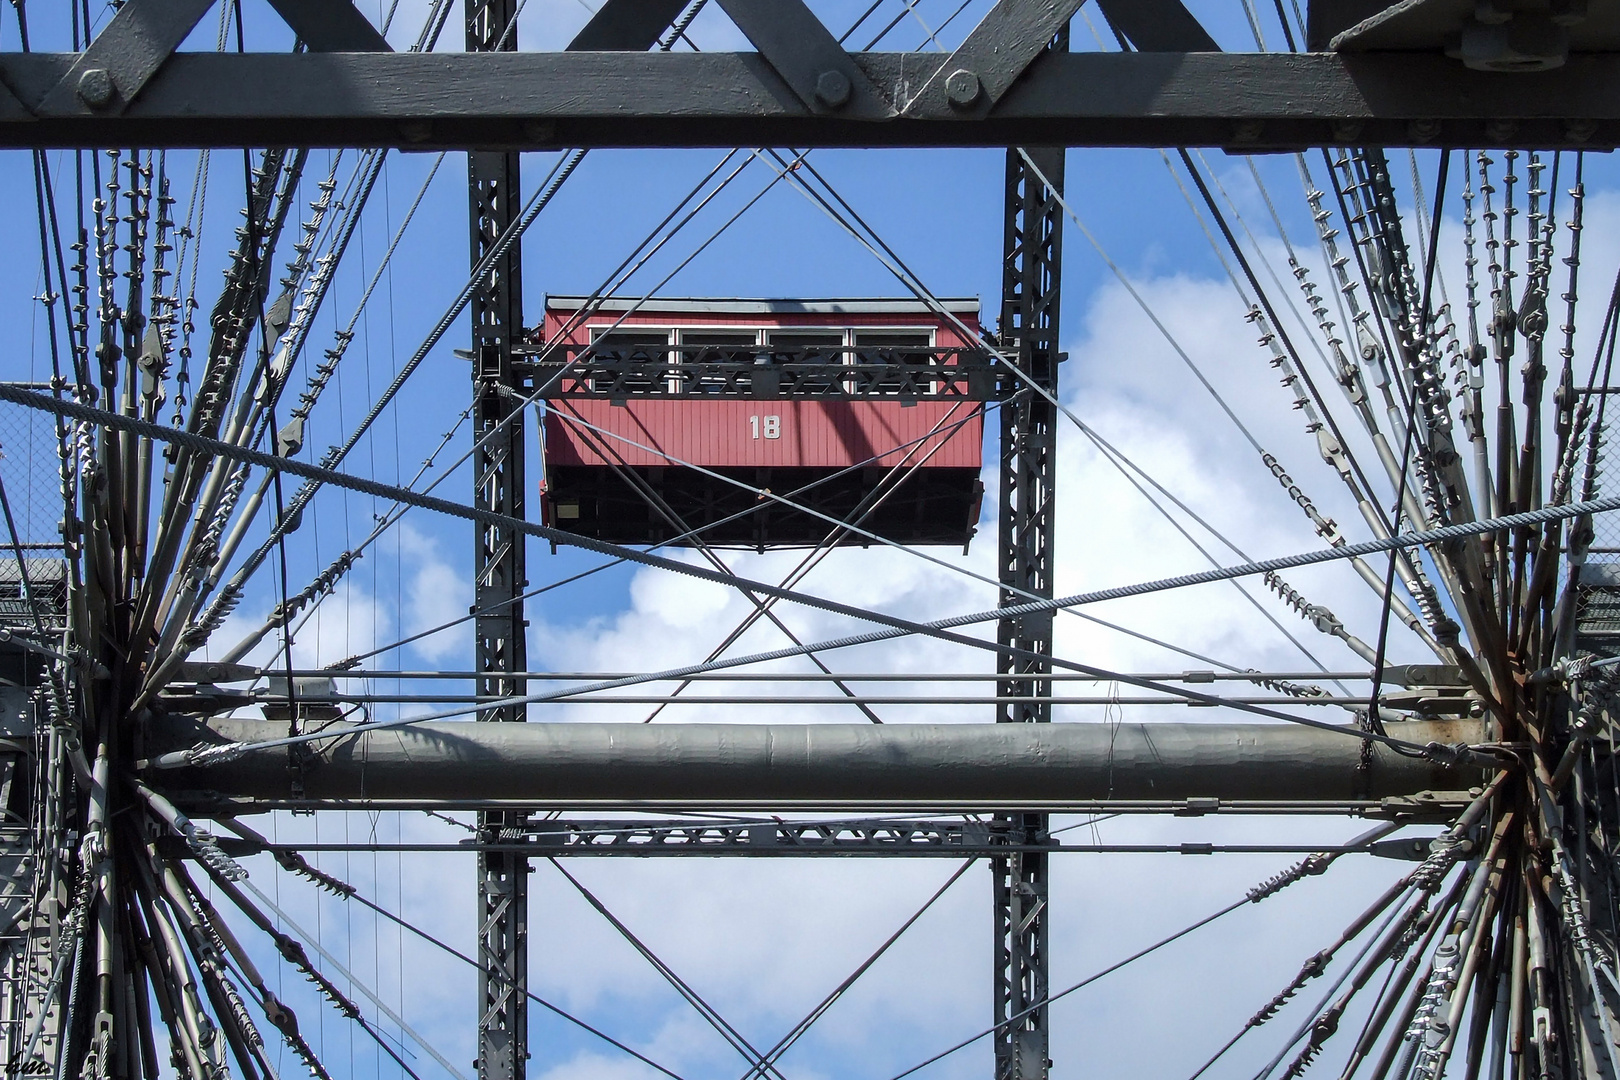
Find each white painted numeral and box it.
[749,415,782,440]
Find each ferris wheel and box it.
[0,0,1613,1078]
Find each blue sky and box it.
[1,1,1614,1078]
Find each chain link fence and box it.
[0,394,65,550]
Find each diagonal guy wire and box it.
[548,859,789,1080]
[4,382,1597,752]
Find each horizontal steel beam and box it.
[172,826,1439,858]
[406,819,1436,858]
[0,51,1616,149]
[524,348,1000,399]
[147,716,1486,811]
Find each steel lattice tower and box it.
[993,136,1064,1080]
[3,3,1620,1079]
[467,0,529,1073]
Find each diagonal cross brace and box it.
[1094,0,1219,51]
[36,0,390,117]
[569,0,691,51]
[905,0,1089,118]
[714,0,893,117]
[266,0,393,51]
[38,0,217,116]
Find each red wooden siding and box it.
[538,297,985,472]
[545,399,982,470]
[535,298,986,547]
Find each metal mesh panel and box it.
[1576,427,1620,657]
[0,560,67,633]
[0,401,64,549]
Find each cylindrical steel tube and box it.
[145,716,1486,809]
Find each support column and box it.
[467,1,527,1078]
[993,136,1064,1080]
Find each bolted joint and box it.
[814,69,851,109]
[76,68,115,109]
[944,69,982,109]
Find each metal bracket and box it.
[904,0,1087,118]
[265,0,393,52]
[38,0,218,116]
[713,0,893,117]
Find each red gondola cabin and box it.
[532,298,990,550]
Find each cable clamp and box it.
[1421,741,1501,768]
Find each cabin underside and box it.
[543,464,984,549]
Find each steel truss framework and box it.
[4,51,1620,150]
[4,0,1620,1078]
[994,138,1064,1080]
[466,0,529,1073]
[524,345,1002,400]
[3,0,1620,152]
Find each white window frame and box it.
[586,326,674,393]
[851,326,940,395]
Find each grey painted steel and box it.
[34,0,216,117]
[351,822,1406,854]
[713,0,890,117]
[907,0,1088,118]
[2,52,1619,149]
[264,0,393,52]
[146,718,1484,806]
[491,818,1058,856]
[529,347,999,399]
[995,139,1063,1080]
[466,0,528,1075]
[569,0,689,51]
[1093,0,1219,51]
[467,8,690,1073]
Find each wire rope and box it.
[2,378,1586,756]
[760,152,1356,679]
[759,148,1378,676]
[258,849,698,1080]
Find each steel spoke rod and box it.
[223,668,1382,683]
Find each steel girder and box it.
[2,51,1620,150]
[467,2,529,1077]
[994,137,1064,1080]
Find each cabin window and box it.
[679,331,759,393]
[765,330,845,364]
[588,330,670,393]
[853,330,937,394]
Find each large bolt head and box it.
[814,69,851,109]
[77,68,114,108]
[944,68,981,108]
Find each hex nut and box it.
[814,69,851,109]
[77,68,114,109]
[944,69,981,109]
[1407,118,1442,143]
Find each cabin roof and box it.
[543,296,980,317]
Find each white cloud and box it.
[187,153,1620,1080]
[399,521,470,663]
[534,1052,667,1080]
[500,165,1570,1078]
[201,577,392,671]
